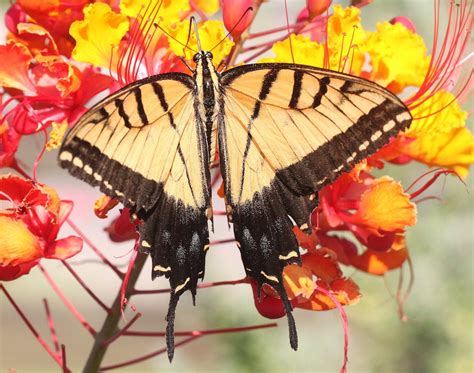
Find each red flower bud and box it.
[222,0,254,41]
[390,16,416,33]
[306,0,332,19]
[250,280,287,319]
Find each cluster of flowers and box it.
[0,0,472,369]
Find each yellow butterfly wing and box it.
[219,63,412,347]
[59,73,211,293]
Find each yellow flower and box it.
[70,3,129,68]
[260,6,366,74]
[168,20,234,65]
[193,0,220,15]
[365,22,431,93]
[400,91,473,177]
[260,34,325,67]
[119,0,189,22]
[46,120,68,151]
[327,5,366,74]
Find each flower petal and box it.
[70,3,129,68]
[0,216,42,266]
[283,264,315,300]
[46,235,83,260]
[0,259,39,281]
[365,22,430,93]
[353,176,417,233]
[349,236,409,275]
[0,40,36,94]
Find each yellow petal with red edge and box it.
[355,176,417,232]
[259,34,325,68]
[46,120,68,151]
[168,20,234,65]
[365,22,430,93]
[193,0,220,15]
[37,183,61,215]
[327,5,367,75]
[119,0,189,20]
[70,3,129,68]
[283,264,315,300]
[349,235,409,275]
[297,278,360,311]
[0,40,36,94]
[94,195,119,219]
[0,216,42,266]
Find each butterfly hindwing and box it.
[59,73,212,356]
[218,63,412,345]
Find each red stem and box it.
[61,260,110,312]
[66,218,124,278]
[43,299,60,353]
[316,286,349,373]
[133,277,248,295]
[61,344,70,373]
[38,264,96,336]
[0,285,63,368]
[123,321,277,338]
[100,336,201,371]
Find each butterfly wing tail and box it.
[138,193,210,360]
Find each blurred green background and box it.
[0,0,473,372]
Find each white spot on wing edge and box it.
[103,181,112,190]
[260,271,279,282]
[175,277,190,292]
[383,119,396,132]
[72,157,83,168]
[59,151,73,162]
[154,265,171,272]
[84,165,93,175]
[358,141,370,151]
[396,112,411,123]
[94,173,102,182]
[279,251,299,261]
[141,240,151,248]
[371,130,382,142]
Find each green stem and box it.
[83,253,147,372]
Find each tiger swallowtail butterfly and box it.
[58,32,412,359]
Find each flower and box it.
[222,0,254,41]
[0,174,82,281]
[167,20,234,65]
[364,21,431,93]
[70,3,130,69]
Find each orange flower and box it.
[0,174,82,281]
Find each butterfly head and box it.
[193,51,213,64]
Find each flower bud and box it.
[306,0,332,19]
[222,0,254,41]
[390,16,416,33]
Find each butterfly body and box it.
[58,50,412,359]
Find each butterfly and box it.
[58,36,412,359]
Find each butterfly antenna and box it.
[191,16,202,51]
[154,21,197,53]
[210,7,254,52]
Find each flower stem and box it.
[83,252,148,372]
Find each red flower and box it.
[0,174,82,281]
